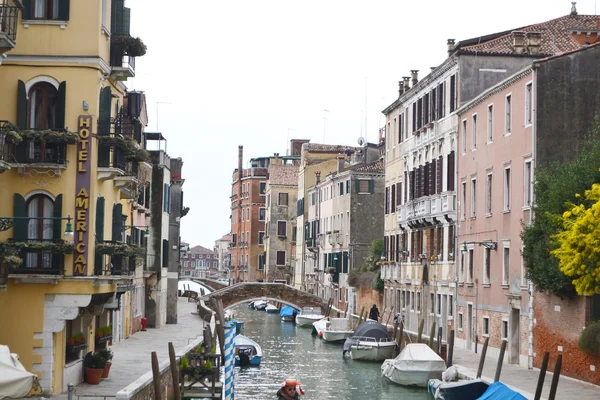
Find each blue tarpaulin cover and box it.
[476,381,527,400]
[280,305,296,318]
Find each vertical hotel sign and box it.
[73,115,92,276]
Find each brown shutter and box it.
[431,159,437,195]
[447,151,455,191]
[437,156,443,193]
[56,81,66,130]
[17,80,28,129]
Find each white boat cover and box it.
[0,345,36,399]
[381,343,446,386]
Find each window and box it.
[241,208,245,221]
[470,178,476,218]
[358,180,370,193]
[487,104,493,142]
[472,114,477,149]
[258,254,265,270]
[504,167,511,211]
[483,316,490,337]
[198,254,203,259]
[259,208,265,221]
[213,261,217,268]
[258,231,265,245]
[505,94,512,134]
[461,119,467,153]
[524,161,532,207]
[416,291,421,311]
[458,312,463,330]
[25,194,54,269]
[430,293,435,314]
[27,82,65,163]
[503,245,510,285]
[468,249,474,283]
[436,294,441,315]
[259,181,266,195]
[246,231,249,246]
[502,320,508,340]
[277,221,287,236]
[32,0,60,20]
[410,291,415,311]
[276,251,286,266]
[247,208,250,221]
[525,83,532,126]
[278,192,288,206]
[448,295,453,316]
[339,182,344,196]
[521,243,526,287]
[485,173,492,215]
[461,182,466,219]
[484,247,491,284]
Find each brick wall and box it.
[356,287,383,319]
[534,293,600,385]
[131,366,174,400]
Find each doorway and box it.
[509,307,520,364]
[467,303,473,350]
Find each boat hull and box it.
[296,315,324,327]
[235,355,262,367]
[428,379,489,400]
[281,316,294,322]
[322,330,354,343]
[351,342,396,361]
[265,307,279,314]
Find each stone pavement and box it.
[52,298,205,400]
[453,346,600,399]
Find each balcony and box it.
[5,239,75,277]
[110,34,146,81]
[0,3,21,59]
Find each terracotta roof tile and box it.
[350,160,384,173]
[268,164,298,186]
[306,143,361,153]
[459,15,600,56]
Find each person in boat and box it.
[369,304,380,321]
[276,378,304,399]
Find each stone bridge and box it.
[199,282,328,311]
[188,278,228,292]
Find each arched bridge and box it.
[199,282,329,311]
[188,278,228,292]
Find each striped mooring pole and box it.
[224,319,237,400]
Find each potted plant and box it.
[97,348,114,378]
[86,353,106,385]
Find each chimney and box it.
[571,1,577,15]
[527,32,542,54]
[237,146,243,180]
[315,171,321,184]
[447,39,456,57]
[411,70,419,87]
[513,31,526,54]
[402,76,411,90]
[398,81,404,97]
[336,153,345,173]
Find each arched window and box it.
[25,194,54,269]
[28,82,58,130]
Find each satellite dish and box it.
[357,137,365,146]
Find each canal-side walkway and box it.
[51,298,206,400]
[453,347,600,399]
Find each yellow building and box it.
[0,0,151,394]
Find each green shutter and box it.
[53,194,63,239]
[55,81,66,130]
[112,203,123,241]
[22,0,31,20]
[162,239,169,268]
[355,179,360,193]
[111,0,124,34]
[58,0,70,21]
[98,87,112,127]
[369,180,375,194]
[17,80,27,129]
[13,193,27,241]
[96,197,105,241]
[122,7,131,35]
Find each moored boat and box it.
[428,377,489,400]
[253,300,268,311]
[349,320,397,361]
[234,335,262,367]
[381,343,446,387]
[265,303,279,314]
[296,306,325,327]
[280,305,297,322]
[313,317,353,343]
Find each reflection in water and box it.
[231,305,432,400]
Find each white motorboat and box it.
[0,345,41,398]
[234,335,262,366]
[381,343,446,387]
[296,306,325,327]
[348,320,397,361]
[253,300,268,311]
[265,304,279,314]
[313,317,353,343]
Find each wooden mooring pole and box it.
[436,326,443,355]
[494,339,507,382]
[447,330,455,367]
[548,354,562,400]
[534,352,550,400]
[476,337,489,379]
[168,342,181,400]
[417,319,425,343]
[151,351,162,400]
[428,321,436,349]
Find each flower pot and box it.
[86,367,104,385]
[101,362,112,378]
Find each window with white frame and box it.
[436,294,441,315]
[487,104,493,142]
[484,247,491,284]
[525,83,532,126]
[410,291,415,311]
[278,192,289,206]
[247,208,250,221]
[276,251,286,266]
[448,295,453,316]
[461,181,467,220]
[505,94,512,134]
[241,208,245,221]
[470,178,477,218]
[259,207,266,221]
[417,291,421,311]
[472,114,477,149]
[483,316,490,336]
[258,231,264,245]
[277,221,287,236]
[504,167,511,211]
[259,182,266,195]
[468,248,474,283]
[521,243,526,287]
[485,173,492,215]
[461,119,467,153]
[393,118,397,147]
[503,244,510,285]
[246,231,249,246]
[501,320,508,340]
[524,160,532,207]
[458,312,463,330]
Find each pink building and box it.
[181,245,219,278]
[456,68,534,367]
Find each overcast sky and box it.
[126,0,597,248]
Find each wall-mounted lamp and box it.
[82,100,89,111]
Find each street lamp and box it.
[0,215,74,237]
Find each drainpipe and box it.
[527,66,538,370]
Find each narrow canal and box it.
[230,304,433,400]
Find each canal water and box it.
[231,304,433,400]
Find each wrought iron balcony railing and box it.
[0,4,20,45]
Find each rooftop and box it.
[268,164,298,186]
[349,159,384,173]
[305,143,361,153]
